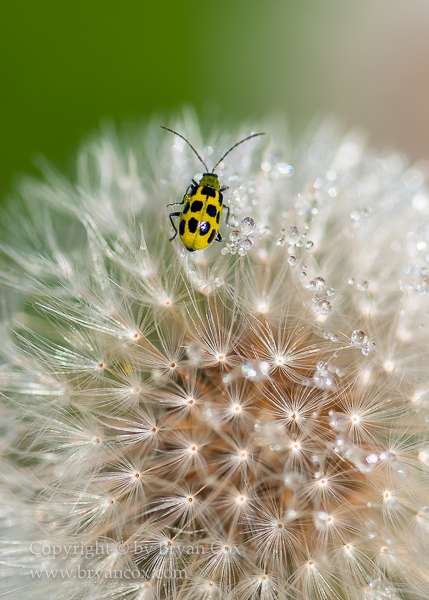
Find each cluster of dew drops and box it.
[221,216,257,257]
[226,162,377,358]
[175,143,377,360]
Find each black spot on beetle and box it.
[183,202,190,214]
[201,186,217,198]
[179,220,185,236]
[186,247,195,252]
[216,211,221,224]
[191,200,203,212]
[218,193,223,206]
[208,229,216,244]
[188,218,198,233]
[199,221,210,235]
[206,204,217,218]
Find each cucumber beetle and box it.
[161,126,265,252]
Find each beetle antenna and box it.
[212,132,265,172]
[160,126,209,171]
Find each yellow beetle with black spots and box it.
[161,126,265,252]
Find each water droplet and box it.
[221,247,229,255]
[276,237,286,246]
[240,217,256,235]
[286,225,300,244]
[357,280,370,292]
[327,287,336,296]
[240,361,270,380]
[366,453,379,465]
[229,229,241,243]
[238,247,247,257]
[314,511,332,531]
[241,236,254,251]
[277,163,294,176]
[348,278,355,285]
[313,372,333,389]
[300,271,307,278]
[287,256,298,266]
[316,299,331,315]
[351,330,368,345]
[314,277,326,291]
[305,241,314,249]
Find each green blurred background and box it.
[2,0,429,200]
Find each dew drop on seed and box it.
[278,162,294,176]
[314,277,326,291]
[300,271,307,278]
[351,330,367,345]
[327,287,336,296]
[221,247,229,255]
[305,241,314,249]
[229,229,241,243]
[286,225,300,244]
[241,361,270,380]
[316,300,331,315]
[287,256,298,266]
[240,217,256,235]
[357,280,370,291]
[238,247,247,256]
[241,237,254,251]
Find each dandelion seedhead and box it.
[1,115,429,599]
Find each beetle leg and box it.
[168,211,181,241]
[215,232,223,242]
[220,186,229,192]
[167,195,186,207]
[167,185,193,207]
[224,206,231,226]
